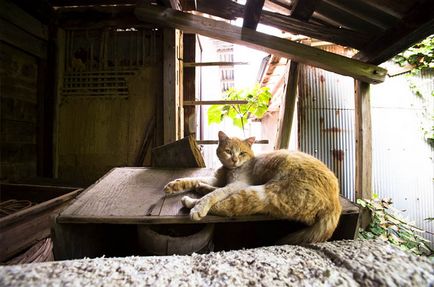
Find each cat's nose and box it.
[232,157,238,163]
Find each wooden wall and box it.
[0,1,48,181]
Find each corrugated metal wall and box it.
[371,69,433,245]
[298,64,356,201]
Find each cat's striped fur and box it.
[164,131,342,244]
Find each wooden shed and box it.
[1,0,433,264]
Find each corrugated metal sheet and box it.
[371,69,434,245]
[298,64,356,201]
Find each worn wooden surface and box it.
[58,167,359,225]
[0,184,82,261]
[152,136,206,168]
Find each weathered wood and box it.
[276,61,299,150]
[134,117,155,166]
[290,0,319,20]
[57,167,359,225]
[152,135,206,168]
[0,0,48,40]
[134,5,387,84]
[183,61,248,67]
[0,185,82,262]
[353,2,434,64]
[183,33,196,137]
[0,18,47,59]
[193,0,369,49]
[243,0,265,30]
[354,80,372,201]
[163,28,181,144]
[184,100,248,106]
[197,140,269,145]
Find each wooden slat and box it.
[353,1,434,65]
[243,0,265,30]
[193,0,369,50]
[183,61,248,67]
[0,0,48,40]
[51,0,137,6]
[276,62,299,150]
[183,100,248,106]
[135,5,387,84]
[354,80,372,200]
[0,18,47,59]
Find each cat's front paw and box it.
[163,179,185,194]
[181,196,197,208]
[190,204,208,221]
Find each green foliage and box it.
[207,84,272,130]
[393,35,434,70]
[357,197,433,257]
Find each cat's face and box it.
[216,131,255,169]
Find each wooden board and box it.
[58,167,359,225]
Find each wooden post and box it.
[163,28,183,144]
[276,61,299,150]
[183,33,196,137]
[354,80,372,200]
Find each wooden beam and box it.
[243,0,265,30]
[197,140,269,145]
[193,0,369,49]
[354,80,372,200]
[163,28,181,144]
[353,1,434,64]
[135,5,387,84]
[183,33,196,137]
[183,61,248,67]
[183,100,248,106]
[290,0,320,20]
[276,62,299,150]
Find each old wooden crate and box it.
[0,183,82,262]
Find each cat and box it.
[164,131,342,244]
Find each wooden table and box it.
[53,167,360,259]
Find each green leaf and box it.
[207,105,224,125]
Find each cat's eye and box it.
[240,152,247,156]
[225,149,232,154]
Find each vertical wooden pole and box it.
[163,28,181,144]
[354,80,372,200]
[276,61,299,150]
[183,33,196,137]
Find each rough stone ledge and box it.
[0,239,432,287]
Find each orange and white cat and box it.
[164,131,342,244]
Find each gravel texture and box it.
[0,240,432,287]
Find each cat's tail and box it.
[275,208,341,245]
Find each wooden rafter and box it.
[290,0,320,21]
[134,5,386,84]
[243,0,265,30]
[192,0,369,49]
[353,0,434,64]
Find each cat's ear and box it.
[218,131,229,142]
[245,136,256,146]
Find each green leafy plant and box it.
[207,84,272,132]
[357,196,433,256]
[393,35,434,70]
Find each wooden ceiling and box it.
[13,0,434,82]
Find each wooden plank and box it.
[243,0,265,30]
[0,0,48,40]
[276,61,299,150]
[152,135,206,168]
[184,100,248,106]
[353,2,434,64]
[134,5,387,84]
[183,33,196,137]
[183,61,248,67]
[57,167,359,225]
[0,18,47,59]
[193,0,369,50]
[354,80,372,200]
[51,0,137,6]
[163,28,179,144]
